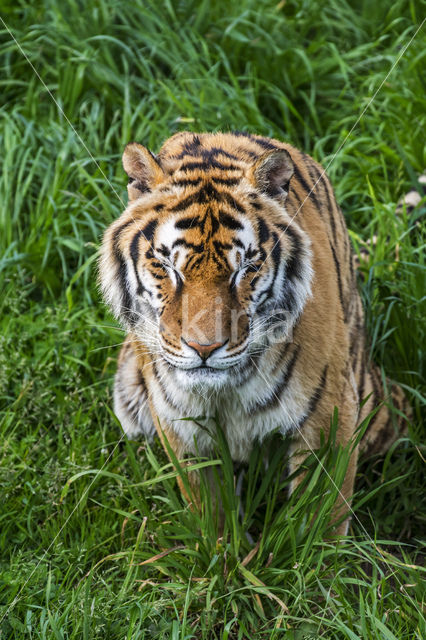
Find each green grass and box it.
[0,0,425,637]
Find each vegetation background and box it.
[0,0,425,637]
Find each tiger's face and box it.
[100,135,313,389]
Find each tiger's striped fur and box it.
[100,131,410,533]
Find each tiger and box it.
[99,131,410,535]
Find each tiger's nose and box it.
[185,340,226,360]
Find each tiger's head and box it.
[100,132,313,389]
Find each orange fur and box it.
[100,132,411,535]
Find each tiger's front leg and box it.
[114,337,202,508]
[288,369,360,537]
[154,422,203,511]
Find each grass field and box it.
[0,0,425,637]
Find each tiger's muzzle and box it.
[158,286,251,374]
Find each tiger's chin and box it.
[175,366,229,388]
[170,360,250,391]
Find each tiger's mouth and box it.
[194,364,219,371]
[184,363,231,374]
[162,350,250,389]
[173,365,238,391]
[163,355,241,373]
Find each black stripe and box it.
[172,238,204,253]
[305,160,327,207]
[358,351,366,403]
[129,230,142,266]
[187,254,204,270]
[245,245,259,260]
[283,226,303,280]
[237,147,259,160]
[211,251,225,269]
[255,231,281,302]
[293,165,322,211]
[350,325,363,376]
[288,185,303,208]
[209,147,239,161]
[270,231,281,269]
[231,130,257,141]
[169,182,221,211]
[175,145,239,162]
[271,341,292,375]
[210,213,219,235]
[221,192,246,213]
[253,345,301,412]
[173,177,202,187]
[137,367,146,389]
[253,138,277,150]
[175,216,202,230]
[297,365,328,429]
[349,300,363,357]
[156,244,170,257]
[169,189,207,212]
[231,133,276,150]
[246,263,261,273]
[218,210,243,230]
[170,182,246,214]
[152,362,181,411]
[142,219,158,242]
[112,220,136,325]
[257,217,270,243]
[330,243,346,320]
[179,160,241,172]
[213,239,233,252]
[276,283,297,314]
[161,333,178,349]
[129,230,147,296]
[211,176,240,186]
[319,174,338,248]
[320,173,333,211]
[118,377,147,425]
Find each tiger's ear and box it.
[250,149,294,201]
[122,142,165,201]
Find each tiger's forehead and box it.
[148,159,269,273]
[155,205,258,273]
